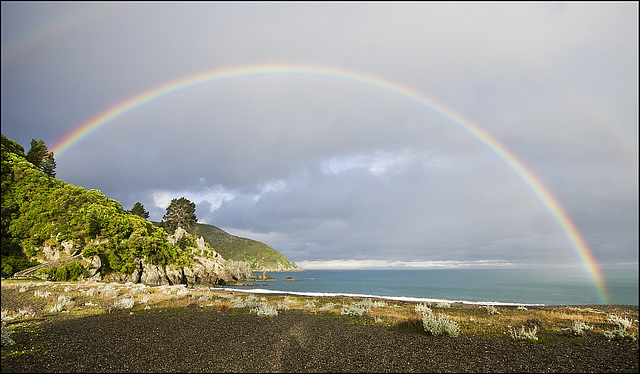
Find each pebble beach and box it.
[2,281,638,373]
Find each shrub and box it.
[304,299,317,309]
[50,295,75,313]
[231,297,245,308]
[422,313,460,337]
[509,325,538,341]
[484,305,500,315]
[319,302,335,311]
[435,301,451,308]
[112,298,135,310]
[341,299,374,317]
[35,262,87,282]
[603,315,636,342]
[277,300,290,310]
[563,320,594,336]
[341,303,368,317]
[1,323,15,347]
[251,303,278,317]
[415,303,432,315]
[34,290,52,298]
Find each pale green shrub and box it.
[517,306,528,310]
[372,300,387,308]
[1,322,15,347]
[102,285,118,298]
[509,325,538,341]
[607,315,633,330]
[304,299,317,309]
[341,299,374,316]
[603,315,636,342]
[563,320,594,336]
[341,303,368,317]
[167,294,177,301]
[251,303,278,316]
[277,300,290,310]
[50,295,75,313]
[422,313,460,337]
[34,290,52,298]
[435,301,451,308]
[415,303,432,315]
[113,298,135,310]
[319,302,336,311]
[243,294,261,309]
[484,305,500,315]
[231,296,245,308]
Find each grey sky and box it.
[1,1,637,270]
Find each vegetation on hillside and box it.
[1,134,178,276]
[185,223,299,271]
[1,133,298,277]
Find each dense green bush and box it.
[35,262,87,281]
[1,134,181,275]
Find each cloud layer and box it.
[2,2,637,269]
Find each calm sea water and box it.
[225,268,638,306]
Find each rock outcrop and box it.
[17,226,261,287]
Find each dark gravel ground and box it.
[2,306,638,373]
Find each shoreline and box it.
[2,279,638,372]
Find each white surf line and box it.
[219,287,545,307]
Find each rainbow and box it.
[50,63,609,303]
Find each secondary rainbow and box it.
[51,63,609,303]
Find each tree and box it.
[25,139,48,168]
[130,202,150,219]
[41,153,56,178]
[162,197,197,231]
[26,139,56,177]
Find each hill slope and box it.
[187,223,301,272]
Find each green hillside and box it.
[181,223,299,271]
[1,134,194,277]
[1,133,300,277]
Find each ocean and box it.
[224,268,639,306]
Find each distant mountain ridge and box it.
[187,223,302,272]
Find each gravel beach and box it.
[2,309,638,372]
[2,284,638,373]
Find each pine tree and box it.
[26,139,56,177]
[41,153,57,178]
[26,139,48,168]
[130,202,149,219]
[162,197,197,231]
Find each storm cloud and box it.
[2,2,637,269]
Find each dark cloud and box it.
[2,2,637,269]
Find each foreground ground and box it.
[2,279,638,372]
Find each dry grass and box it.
[2,279,637,343]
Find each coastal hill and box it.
[186,223,301,272]
[0,133,299,284]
